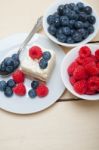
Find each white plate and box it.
[61,44,99,100]
[43,0,99,47]
[0,33,65,114]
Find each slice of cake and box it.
[21,45,56,81]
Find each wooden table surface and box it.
[0,0,99,149]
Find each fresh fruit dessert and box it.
[67,46,99,95]
[47,2,96,44]
[21,45,56,81]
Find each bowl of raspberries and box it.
[43,0,99,47]
[61,45,99,100]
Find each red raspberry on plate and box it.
[79,46,91,58]
[13,83,26,96]
[95,49,99,61]
[86,89,96,95]
[29,46,43,59]
[76,57,83,65]
[12,70,25,83]
[73,66,87,80]
[96,62,99,68]
[87,76,99,92]
[85,62,98,76]
[83,57,95,66]
[67,61,78,76]
[74,80,87,94]
[69,76,76,85]
[36,84,49,97]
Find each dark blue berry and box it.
[77,2,84,10]
[69,20,75,28]
[79,12,87,22]
[87,15,96,24]
[48,25,56,35]
[62,27,71,36]
[60,16,69,26]
[63,8,71,17]
[4,86,13,97]
[7,79,16,88]
[13,60,20,69]
[4,57,14,66]
[84,6,92,15]
[0,81,7,91]
[69,11,77,20]
[12,53,19,61]
[57,5,64,15]
[73,32,82,42]
[56,33,67,43]
[57,28,63,34]
[54,17,60,27]
[68,3,76,10]
[84,21,90,28]
[75,21,84,29]
[70,29,76,35]
[53,12,59,18]
[0,62,6,71]
[31,80,39,89]
[39,59,48,69]
[47,15,55,25]
[88,25,94,34]
[28,89,37,98]
[78,28,88,38]
[5,66,14,73]
[67,37,74,44]
[43,51,51,61]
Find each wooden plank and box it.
[0,101,99,150]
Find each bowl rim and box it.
[60,44,99,100]
[43,0,99,48]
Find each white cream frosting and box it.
[21,45,56,81]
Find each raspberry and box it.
[12,70,25,83]
[95,49,99,61]
[73,66,86,80]
[87,76,99,92]
[67,61,78,76]
[83,57,95,66]
[29,46,43,59]
[96,62,99,68]
[69,76,76,85]
[36,84,49,97]
[86,89,96,95]
[74,80,87,94]
[76,57,83,65]
[79,46,91,58]
[13,83,26,96]
[85,62,98,76]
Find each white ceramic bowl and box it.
[43,0,99,47]
[61,44,99,100]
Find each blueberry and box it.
[77,2,84,10]
[39,59,48,69]
[67,37,74,44]
[78,28,88,38]
[56,33,67,43]
[79,12,87,22]
[57,28,63,34]
[43,51,51,61]
[63,8,71,17]
[62,27,71,36]
[0,62,6,71]
[48,25,57,35]
[87,15,96,24]
[7,79,16,88]
[54,17,60,27]
[84,6,92,15]
[68,3,76,10]
[57,5,64,15]
[0,81,7,91]
[31,80,39,89]
[73,32,83,42]
[70,29,76,35]
[69,11,77,20]
[5,66,14,73]
[12,53,19,61]
[75,21,84,29]
[83,31,89,39]
[13,59,20,69]
[4,57,14,66]
[53,12,59,18]
[60,16,69,26]
[4,86,13,97]
[47,15,55,25]
[73,5,80,13]
[88,25,94,34]
[84,21,90,28]
[28,89,37,98]
[69,20,75,28]
[64,4,69,9]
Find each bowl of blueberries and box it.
[43,0,99,47]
